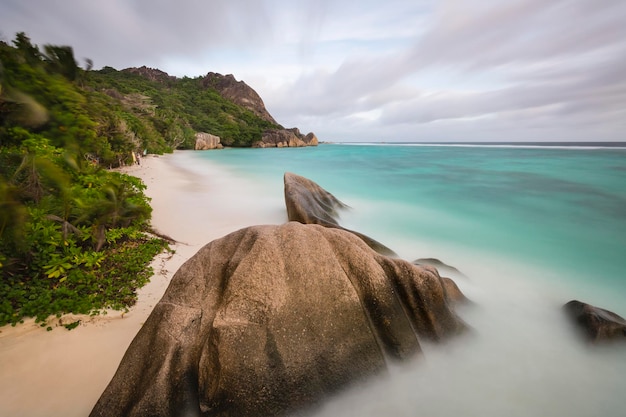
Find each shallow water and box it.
[183,144,626,416]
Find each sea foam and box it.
[187,147,626,417]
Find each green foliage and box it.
[87,67,279,149]
[42,44,79,81]
[1,33,181,326]
[0,30,283,327]
[2,31,279,156]
[0,171,169,325]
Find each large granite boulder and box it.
[284,172,396,256]
[90,222,466,417]
[304,132,319,146]
[194,132,223,150]
[564,300,626,343]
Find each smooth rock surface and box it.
[90,222,466,417]
[564,300,626,343]
[284,172,397,256]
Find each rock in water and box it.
[564,300,626,343]
[284,172,397,256]
[90,223,466,417]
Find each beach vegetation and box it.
[1,29,280,327]
[0,33,170,327]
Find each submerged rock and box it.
[284,172,397,256]
[563,300,626,343]
[90,222,466,417]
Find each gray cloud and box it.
[268,0,626,141]
[1,0,624,142]
[0,0,274,69]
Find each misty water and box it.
[175,143,626,416]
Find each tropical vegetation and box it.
[1,32,273,327]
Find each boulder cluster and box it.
[194,129,318,150]
[90,173,624,417]
[254,128,318,148]
[90,173,468,417]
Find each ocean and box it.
[173,143,626,417]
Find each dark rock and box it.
[441,277,469,305]
[284,172,396,256]
[413,258,467,279]
[90,222,466,417]
[563,300,626,343]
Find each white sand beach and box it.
[2,150,625,417]
[0,151,283,417]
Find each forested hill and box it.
[1,33,309,164]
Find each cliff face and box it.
[201,72,277,125]
[255,128,318,148]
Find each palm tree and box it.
[0,176,27,251]
[43,44,79,81]
[87,179,151,251]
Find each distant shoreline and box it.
[330,141,626,149]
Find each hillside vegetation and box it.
[0,33,278,327]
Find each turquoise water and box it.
[182,143,626,416]
[192,143,626,299]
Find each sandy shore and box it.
[0,151,278,417]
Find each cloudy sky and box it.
[1,0,625,142]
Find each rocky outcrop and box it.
[202,72,277,124]
[284,172,396,256]
[194,132,223,150]
[256,129,304,148]
[253,128,319,148]
[118,68,319,148]
[304,131,319,146]
[564,300,626,343]
[90,222,466,417]
[122,66,176,84]
[200,73,319,148]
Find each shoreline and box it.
[0,151,270,417]
[2,149,624,416]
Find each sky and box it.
[1,0,625,143]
